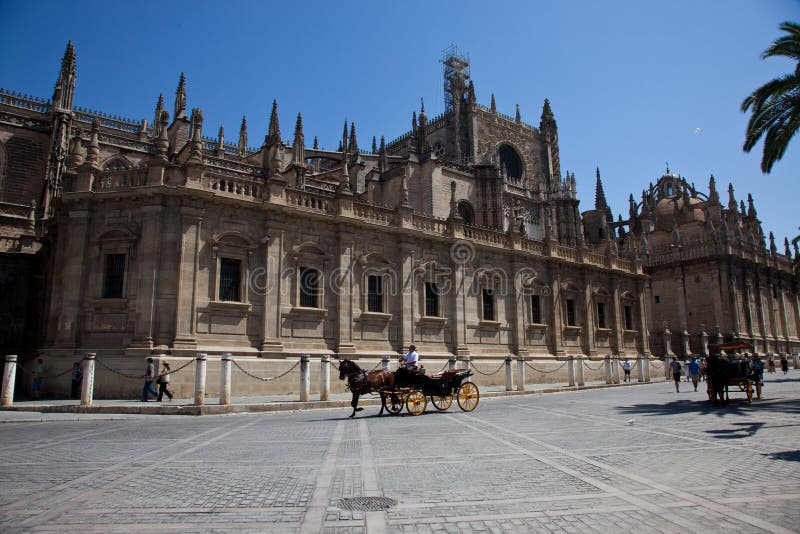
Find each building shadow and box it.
[764,450,800,462]
[615,397,800,419]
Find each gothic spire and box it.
[708,174,719,203]
[52,40,76,110]
[727,183,737,211]
[313,136,318,150]
[541,98,553,119]
[348,122,358,154]
[769,231,777,253]
[411,111,417,133]
[747,193,757,218]
[515,103,521,123]
[86,118,100,165]
[217,123,225,156]
[595,167,609,211]
[338,150,351,195]
[785,237,792,258]
[293,112,304,164]
[237,116,248,157]
[266,99,281,146]
[372,136,377,154]
[490,93,496,113]
[341,120,349,153]
[153,93,164,137]
[174,72,187,119]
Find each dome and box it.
[654,196,705,230]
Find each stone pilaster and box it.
[583,283,596,356]
[53,209,90,348]
[335,228,356,354]
[399,241,415,349]
[611,278,623,354]
[130,204,164,350]
[172,206,204,350]
[261,221,284,354]
[550,272,563,357]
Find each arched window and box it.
[457,200,475,225]
[498,144,523,181]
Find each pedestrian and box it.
[768,356,775,373]
[688,356,700,391]
[669,356,682,393]
[685,358,692,382]
[156,362,173,402]
[141,357,158,402]
[70,361,82,399]
[699,357,707,382]
[31,358,45,400]
[780,355,789,375]
[622,358,632,382]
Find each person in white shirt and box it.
[622,358,632,382]
[396,345,419,386]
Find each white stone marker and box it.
[320,354,330,401]
[194,353,207,406]
[1,355,17,406]
[220,353,232,405]
[300,354,310,402]
[80,353,95,406]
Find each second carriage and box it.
[380,368,480,416]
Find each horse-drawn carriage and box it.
[337,359,480,417]
[380,368,479,416]
[706,342,763,405]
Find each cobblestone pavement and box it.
[1,371,798,533]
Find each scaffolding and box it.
[441,45,470,112]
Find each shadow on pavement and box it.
[615,397,800,419]
[764,450,800,462]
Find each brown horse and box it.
[338,359,395,418]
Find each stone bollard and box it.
[611,356,621,384]
[1,355,18,406]
[636,355,645,383]
[505,356,513,391]
[381,355,391,372]
[320,355,330,401]
[568,356,576,386]
[643,354,651,382]
[220,353,232,405]
[605,355,613,384]
[300,354,310,402]
[194,353,207,405]
[448,355,457,370]
[80,353,96,406]
[576,355,585,386]
[516,355,526,392]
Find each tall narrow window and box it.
[219,258,241,302]
[624,305,633,330]
[367,275,383,313]
[300,267,320,308]
[482,288,495,321]
[566,298,576,326]
[425,282,439,317]
[597,302,606,329]
[103,254,125,298]
[531,294,541,324]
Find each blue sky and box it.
[1,0,798,245]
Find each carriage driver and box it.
[400,345,419,370]
[396,344,419,387]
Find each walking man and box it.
[688,356,701,391]
[670,356,682,393]
[31,358,45,400]
[141,357,158,402]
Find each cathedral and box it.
[0,43,796,389]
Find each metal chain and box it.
[166,359,195,375]
[524,360,568,374]
[582,360,606,371]
[51,366,78,378]
[15,363,34,376]
[436,360,450,372]
[95,358,146,380]
[330,360,340,370]
[470,360,507,376]
[231,359,300,382]
[649,360,665,369]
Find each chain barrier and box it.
[15,363,34,376]
[95,358,146,380]
[231,359,301,382]
[330,360,340,370]
[470,360,507,376]
[582,360,606,371]
[436,360,450,373]
[649,360,665,369]
[524,360,568,374]
[166,359,195,375]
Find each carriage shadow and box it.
[764,450,800,462]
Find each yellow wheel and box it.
[431,395,453,411]
[383,392,404,415]
[746,382,753,403]
[406,390,427,416]
[457,382,480,412]
[756,380,762,399]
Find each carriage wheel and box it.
[406,390,427,416]
[746,381,753,403]
[457,382,480,412]
[383,392,404,415]
[430,395,453,411]
[756,380,762,399]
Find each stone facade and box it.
[583,169,800,357]
[0,44,653,379]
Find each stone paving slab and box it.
[0,371,797,533]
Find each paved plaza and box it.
[1,372,799,533]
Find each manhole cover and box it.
[337,497,397,511]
